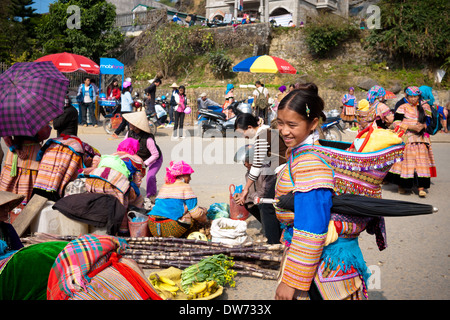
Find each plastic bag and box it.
[210,217,250,245]
[207,203,230,220]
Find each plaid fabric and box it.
[0,61,69,137]
[405,86,421,96]
[47,234,129,300]
[367,85,386,104]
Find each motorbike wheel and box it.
[148,120,157,135]
[323,127,342,141]
[103,119,113,135]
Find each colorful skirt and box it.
[341,105,356,122]
[0,143,41,207]
[33,143,83,198]
[277,243,364,300]
[148,215,191,238]
[387,142,436,189]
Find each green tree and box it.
[37,0,124,61]
[10,0,37,22]
[303,13,358,57]
[152,23,190,77]
[365,0,450,64]
[0,0,40,62]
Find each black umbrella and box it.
[276,192,437,217]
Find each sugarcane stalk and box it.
[234,270,278,280]
[125,237,283,252]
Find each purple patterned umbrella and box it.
[0,61,69,137]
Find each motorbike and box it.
[99,93,121,135]
[198,100,252,137]
[133,92,144,112]
[321,109,345,141]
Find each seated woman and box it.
[147,160,207,238]
[0,191,24,264]
[32,135,87,201]
[82,139,145,235]
[47,234,161,300]
[0,124,51,214]
[0,191,67,300]
[112,138,146,208]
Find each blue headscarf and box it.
[225,84,234,95]
[405,86,421,97]
[367,85,386,104]
[419,86,435,106]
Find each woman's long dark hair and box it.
[278,83,326,123]
[416,99,426,124]
[122,86,131,94]
[179,85,186,96]
[234,113,260,131]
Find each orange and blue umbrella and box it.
[233,55,297,74]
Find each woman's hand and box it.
[235,188,248,205]
[17,149,28,160]
[275,282,297,300]
[409,122,426,133]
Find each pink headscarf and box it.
[165,160,194,184]
[117,138,139,155]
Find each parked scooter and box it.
[99,93,121,135]
[134,92,144,112]
[321,109,345,141]
[199,100,252,137]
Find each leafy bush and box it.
[304,13,358,57]
[208,51,233,79]
[365,0,449,62]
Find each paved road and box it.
[2,125,449,300]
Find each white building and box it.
[206,0,349,26]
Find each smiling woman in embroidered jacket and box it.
[274,85,386,300]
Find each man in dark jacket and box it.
[144,78,162,116]
[53,94,79,137]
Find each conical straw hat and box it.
[123,111,151,134]
[169,82,179,88]
[0,191,25,212]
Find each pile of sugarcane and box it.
[123,236,282,280]
[21,233,283,280]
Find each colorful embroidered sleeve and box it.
[377,102,392,118]
[282,188,333,291]
[282,154,334,291]
[291,153,334,193]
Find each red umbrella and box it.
[35,52,100,74]
[384,91,396,99]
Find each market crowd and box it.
[0,76,447,300]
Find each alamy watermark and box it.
[366,5,381,30]
[66,5,81,29]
